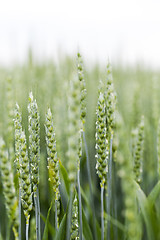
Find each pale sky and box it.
[0,0,160,67]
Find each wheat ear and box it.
[45,108,61,229]
[28,92,41,240]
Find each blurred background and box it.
[0,0,160,68]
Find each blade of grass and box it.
[148,180,160,208]
[135,181,157,240]
[82,208,93,240]
[55,214,66,240]
[104,213,126,233]
[42,201,53,240]
[59,160,70,196]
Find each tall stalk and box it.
[95,89,108,240]
[26,218,30,240]
[18,189,21,240]
[101,185,104,240]
[28,92,41,240]
[77,52,87,240]
[77,167,83,240]
[112,161,118,240]
[34,190,41,240]
[83,131,97,240]
[107,136,113,240]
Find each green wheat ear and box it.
[28,91,40,193]
[77,52,87,127]
[95,90,108,188]
[67,75,81,184]
[5,77,14,149]
[14,103,33,240]
[14,103,22,177]
[133,116,144,184]
[0,138,19,240]
[105,62,116,136]
[19,130,33,221]
[45,107,61,229]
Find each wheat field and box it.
[0,53,160,240]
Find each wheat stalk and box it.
[95,88,109,240]
[28,92,41,240]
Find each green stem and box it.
[55,199,58,231]
[26,218,29,240]
[107,135,113,240]
[19,189,21,240]
[66,187,74,240]
[101,185,104,240]
[77,168,83,240]
[83,131,97,240]
[34,188,41,240]
[113,162,118,240]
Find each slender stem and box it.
[6,221,11,240]
[77,168,83,240]
[107,135,113,240]
[26,218,29,240]
[83,131,97,240]
[19,189,21,240]
[34,188,41,240]
[55,199,58,231]
[12,227,19,240]
[66,187,74,240]
[101,185,104,240]
[34,194,38,240]
[113,162,118,240]
[37,189,41,240]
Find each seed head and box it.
[28,92,40,193]
[95,91,109,187]
[133,116,144,184]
